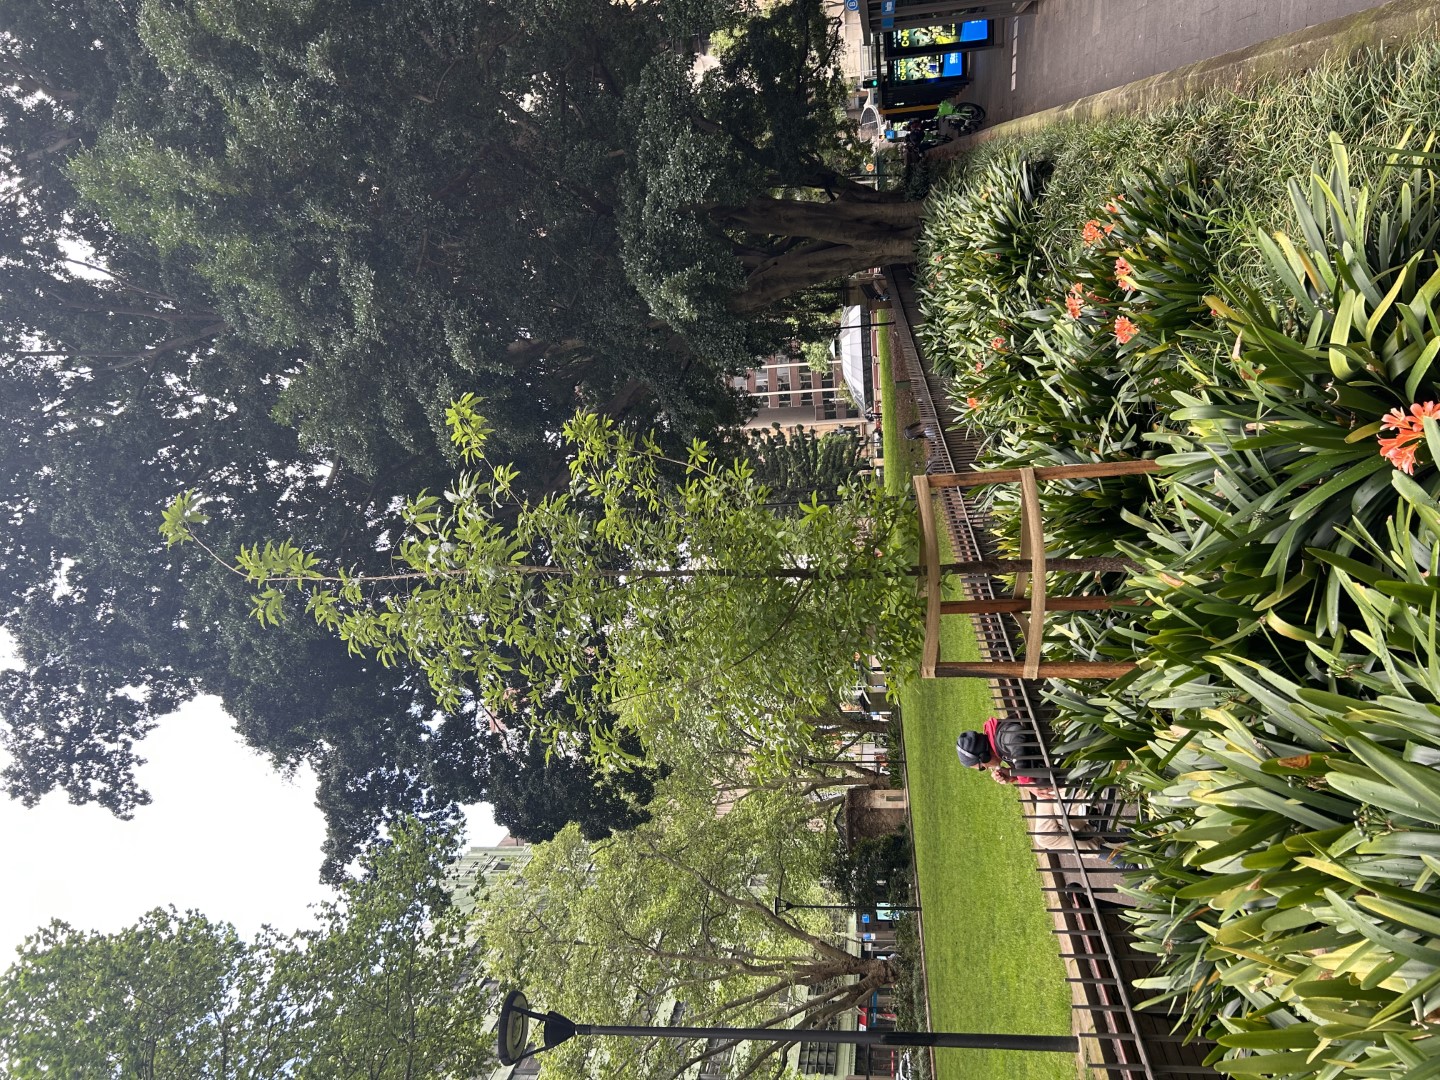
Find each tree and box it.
[0,0,922,861]
[620,3,924,319]
[473,731,664,845]
[0,347,653,878]
[162,400,923,773]
[823,832,914,913]
[0,819,496,1080]
[24,0,916,432]
[51,0,762,457]
[0,22,661,861]
[477,776,896,1080]
[738,424,865,511]
[0,909,251,1079]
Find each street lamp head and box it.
[495,988,579,1066]
[773,895,793,915]
[496,990,532,1066]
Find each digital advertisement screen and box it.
[958,19,989,42]
[890,24,959,48]
[887,20,991,53]
[891,51,966,82]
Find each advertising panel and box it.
[891,51,966,82]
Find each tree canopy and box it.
[163,401,921,772]
[737,423,866,511]
[478,775,895,1080]
[0,819,496,1080]
[0,0,916,871]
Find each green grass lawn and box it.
[877,323,1074,1080]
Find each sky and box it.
[0,629,505,963]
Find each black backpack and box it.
[992,720,1031,768]
[955,720,1030,769]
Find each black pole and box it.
[774,896,919,915]
[778,900,857,912]
[574,1022,1077,1054]
[495,989,1077,1066]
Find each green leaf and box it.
[1217,1026,1322,1050]
[1213,1050,1329,1075]
[1330,289,1362,379]
[1345,735,1440,825]
[1406,335,1440,400]
[1289,453,1390,521]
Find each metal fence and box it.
[883,266,1216,1080]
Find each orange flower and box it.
[1381,401,1440,431]
[1103,222,1115,235]
[973,360,984,373]
[1065,294,1084,319]
[1105,198,1123,214]
[1114,256,1136,291]
[1113,316,1138,345]
[1081,220,1105,245]
[1379,433,1420,475]
[1069,282,1085,296]
[1409,401,1440,423]
[1376,401,1440,474]
[966,396,980,410]
[990,335,1007,351]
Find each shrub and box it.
[1118,497,1440,1079]
[916,111,1440,1078]
[823,831,914,912]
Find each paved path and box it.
[963,0,1397,126]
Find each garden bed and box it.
[913,34,1440,1080]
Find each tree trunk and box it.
[797,954,896,985]
[812,713,889,736]
[710,195,924,313]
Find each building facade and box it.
[734,354,865,434]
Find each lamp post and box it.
[773,895,856,916]
[494,989,1077,1066]
[772,896,920,916]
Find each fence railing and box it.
[882,266,1216,1080]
